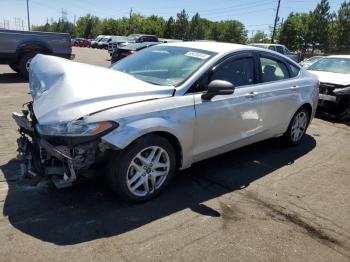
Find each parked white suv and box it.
[13,42,319,202]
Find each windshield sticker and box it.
[185,51,210,60]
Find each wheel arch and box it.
[102,126,185,169]
[300,102,313,117]
[16,42,52,59]
[150,131,183,169]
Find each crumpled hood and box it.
[29,55,174,125]
[308,70,350,86]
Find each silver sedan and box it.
[13,42,319,202]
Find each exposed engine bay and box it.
[13,103,112,188]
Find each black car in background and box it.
[108,34,158,56]
[110,42,159,64]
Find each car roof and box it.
[250,43,284,47]
[160,41,252,54]
[326,55,350,59]
[120,42,159,50]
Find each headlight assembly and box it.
[36,120,117,137]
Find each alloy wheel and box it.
[25,58,33,72]
[290,111,308,142]
[126,146,170,197]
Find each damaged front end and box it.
[13,103,117,188]
[318,83,350,120]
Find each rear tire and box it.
[18,53,37,79]
[284,106,310,145]
[106,134,176,203]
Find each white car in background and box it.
[307,55,350,119]
[13,42,319,202]
[300,56,325,68]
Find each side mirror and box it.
[201,80,235,100]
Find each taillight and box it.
[121,50,135,56]
[316,80,320,89]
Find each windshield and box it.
[110,45,216,86]
[307,56,322,62]
[127,34,140,42]
[100,37,109,42]
[308,57,350,74]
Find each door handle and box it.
[245,92,258,98]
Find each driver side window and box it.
[194,56,255,93]
[210,57,255,88]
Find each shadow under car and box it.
[1,135,316,246]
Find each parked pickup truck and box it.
[0,29,74,78]
[249,43,301,63]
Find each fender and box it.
[101,115,194,169]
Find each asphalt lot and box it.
[0,47,349,262]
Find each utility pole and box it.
[129,7,133,33]
[271,0,281,43]
[26,0,30,31]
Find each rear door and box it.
[256,52,301,135]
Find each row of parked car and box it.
[73,34,160,49]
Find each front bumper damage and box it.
[12,104,111,188]
[318,83,350,120]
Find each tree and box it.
[174,9,189,40]
[309,0,332,52]
[76,14,101,38]
[279,13,307,51]
[164,16,175,38]
[335,1,350,52]
[143,15,165,36]
[189,13,205,40]
[249,30,269,43]
[215,20,246,43]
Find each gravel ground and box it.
[0,47,349,262]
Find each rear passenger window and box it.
[260,57,289,82]
[210,57,254,88]
[289,64,300,77]
[275,46,284,54]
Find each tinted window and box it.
[260,57,289,82]
[210,57,254,87]
[148,37,157,42]
[275,46,284,54]
[289,64,300,77]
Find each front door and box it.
[193,53,263,161]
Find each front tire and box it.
[284,106,310,145]
[107,134,176,202]
[18,53,37,79]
